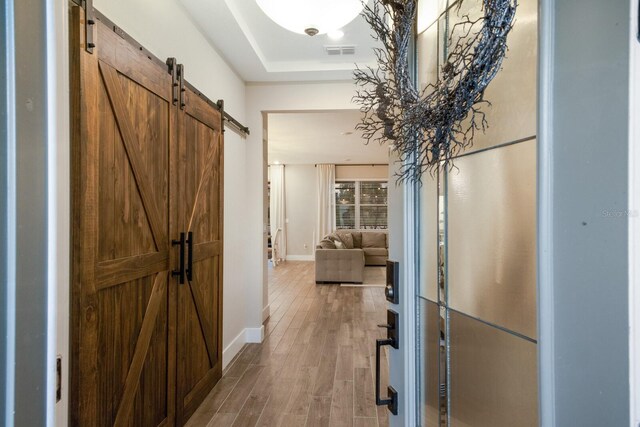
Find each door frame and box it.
[629,0,640,423]
[1,0,51,425]
[538,0,632,425]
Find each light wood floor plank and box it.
[306,395,331,427]
[189,262,390,427]
[329,380,354,427]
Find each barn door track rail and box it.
[79,0,250,137]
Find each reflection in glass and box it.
[439,305,449,426]
[438,167,447,305]
[359,181,388,204]
[421,299,442,427]
[336,205,355,229]
[360,206,388,230]
[335,182,356,204]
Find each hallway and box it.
[187,262,390,426]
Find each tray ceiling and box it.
[179,0,379,82]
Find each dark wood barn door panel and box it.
[72,7,224,426]
[175,85,224,424]
[71,8,177,426]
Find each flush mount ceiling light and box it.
[255,0,364,36]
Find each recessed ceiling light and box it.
[341,131,353,136]
[273,160,280,164]
[327,29,344,40]
[344,158,352,162]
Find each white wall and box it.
[54,2,252,424]
[283,165,317,260]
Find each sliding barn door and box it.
[175,83,224,424]
[71,8,177,426]
[72,7,224,425]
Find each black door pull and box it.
[172,232,185,284]
[376,339,398,415]
[375,310,399,415]
[186,231,193,282]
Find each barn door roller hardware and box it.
[166,58,179,106]
[83,0,95,53]
[177,64,186,110]
[224,113,250,136]
[164,59,250,136]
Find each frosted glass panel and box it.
[448,140,537,338]
[420,299,442,427]
[417,0,448,33]
[449,311,538,427]
[419,173,438,301]
[448,0,537,151]
[417,22,439,93]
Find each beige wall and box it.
[335,164,388,180]
[283,165,317,259]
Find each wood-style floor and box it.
[186,261,390,427]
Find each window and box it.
[335,180,388,230]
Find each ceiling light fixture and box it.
[255,0,364,37]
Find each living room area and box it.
[266,110,391,287]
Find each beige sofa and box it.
[315,230,389,284]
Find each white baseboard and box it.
[245,326,264,343]
[262,304,271,322]
[222,325,265,368]
[285,255,314,261]
[222,329,246,369]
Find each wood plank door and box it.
[70,8,177,426]
[175,80,225,425]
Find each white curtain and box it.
[316,164,336,244]
[269,165,286,262]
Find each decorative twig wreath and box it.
[354,0,517,183]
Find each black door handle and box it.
[375,309,399,415]
[186,231,193,282]
[172,232,185,284]
[376,338,398,415]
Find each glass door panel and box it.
[416,0,539,425]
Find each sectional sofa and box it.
[315,230,388,284]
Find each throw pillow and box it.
[341,233,354,249]
[350,231,362,248]
[318,239,336,249]
[328,232,344,246]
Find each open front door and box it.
[175,81,225,424]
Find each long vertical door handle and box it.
[375,338,398,415]
[186,231,193,282]
[172,232,185,284]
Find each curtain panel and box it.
[269,164,286,262]
[316,164,336,244]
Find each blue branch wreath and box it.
[354,0,517,182]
